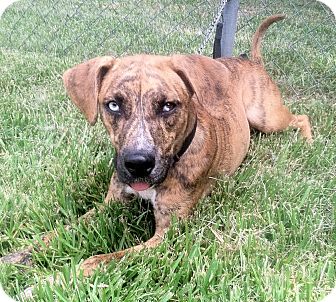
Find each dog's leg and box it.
[244,77,313,143]
[80,173,135,224]
[79,205,171,276]
[288,114,313,142]
[79,181,200,277]
[19,207,170,299]
[104,173,136,205]
[251,104,312,143]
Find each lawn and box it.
[0,0,335,301]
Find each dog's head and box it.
[63,54,227,191]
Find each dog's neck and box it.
[173,117,197,163]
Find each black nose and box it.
[124,151,155,178]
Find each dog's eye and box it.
[106,100,120,113]
[162,102,176,113]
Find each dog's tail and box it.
[251,14,286,65]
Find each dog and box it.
[0,14,312,278]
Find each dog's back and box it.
[215,15,312,142]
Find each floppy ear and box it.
[170,54,230,119]
[63,56,115,125]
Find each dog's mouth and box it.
[125,167,169,191]
[115,153,172,191]
[129,182,151,191]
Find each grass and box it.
[0,0,335,301]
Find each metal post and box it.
[213,0,240,58]
[212,22,223,59]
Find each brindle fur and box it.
[1,15,312,277]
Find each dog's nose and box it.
[124,152,155,178]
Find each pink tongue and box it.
[130,182,150,191]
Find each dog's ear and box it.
[63,56,115,125]
[170,55,230,119]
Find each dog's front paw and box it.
[79,253,120,277]
[0,248,33,266]
[79,255,105,277]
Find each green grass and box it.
[0,0,335,301]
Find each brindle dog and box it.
[1,15,312,277]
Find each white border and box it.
[0,286,16,302]
[0,1,18,18]
[0,0,334,300]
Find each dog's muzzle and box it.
[115,148,170,191]
[115,118,197,191]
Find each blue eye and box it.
[162,102,176,113]
[107,100,120,113]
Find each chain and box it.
[197,0,228,54]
